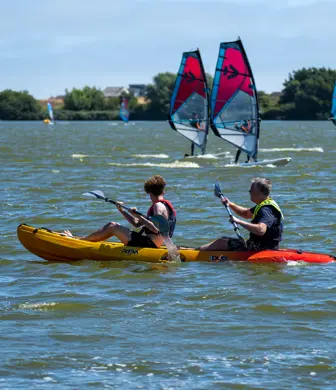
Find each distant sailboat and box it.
[210,38,291,167]
[120,97,130,124]
[329,81,336,126]
[44,102,55,125]
[168,49,210,156]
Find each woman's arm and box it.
[117,207,141,228]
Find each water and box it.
[1,121,336,389]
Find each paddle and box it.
[83,190,180,262]
[214,180,246,247]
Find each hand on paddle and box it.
[221,197,230,207]
[115,201,124,211]
[229,215,240,225]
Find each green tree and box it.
[63,86,106,111]
[280,67,336,119]
[0,89,42,120]
[146,72,176,119]
[205,72,213,92]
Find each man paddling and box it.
[63,175,176,248]
[199,177,283,251]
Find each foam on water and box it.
[108,161,200,168]
[132,153,169,158]
[260,147,324,152]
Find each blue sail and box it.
[120,98,130,123]
[331,82,336,127]
[47,102,54,123]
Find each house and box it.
[103,87,129,98]
[128,84,147,97]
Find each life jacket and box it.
[141,199,176,237]
[249,198,284,250]
[252,198,284,221]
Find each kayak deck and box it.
[17,224,335,264]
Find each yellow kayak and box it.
[17,224,335,264]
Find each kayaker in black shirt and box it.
[198,177,283,251]
[63,175,176,249]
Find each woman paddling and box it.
[63,175,176,248]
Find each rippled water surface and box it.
[1,121,336,389]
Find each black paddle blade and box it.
[82,190,106,200]
[214,180,223,198]
[150,215,170,235]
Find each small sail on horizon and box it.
[168,49,210,156]
[330,81,336,126]
[210,39,260,162]
[120,97,130,123]
[47,102,55,124]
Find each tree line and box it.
[0,67,335,121]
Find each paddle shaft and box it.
[218,194,245,243]
[105,198,145,217]
[87,191,145,217]
[87,191,170,235]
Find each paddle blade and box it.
[150,215,170,235]
[214,180,223,198]
[82,190,106,200]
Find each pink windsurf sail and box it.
[210,38,260,160]
[168,49,210,155]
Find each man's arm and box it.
[231,217,267,236]
[223,198,253,219]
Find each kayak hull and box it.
[17,224,335,264]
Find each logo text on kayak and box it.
[210,255,228,262]
[121,248,139,255]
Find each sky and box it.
[1,0,335,99]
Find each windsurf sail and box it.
[330,82,336,126]
[120,98,130,123]
[210,38,260,161]
[168,49,210,155]
[47,102,55,123]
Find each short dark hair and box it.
[251,177,272,196]
[144,175,166,196]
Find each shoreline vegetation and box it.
[0,67,335,121]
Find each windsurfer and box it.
[63,175,176,249]
[189,112,205,131]
[234,120,251,133]
[198,177,283,251]
[234,149,255,164]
